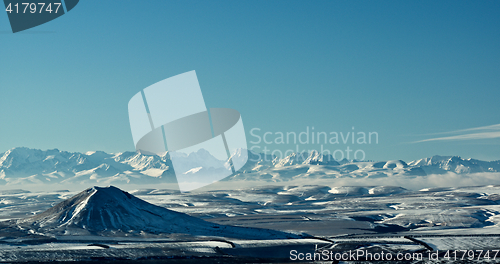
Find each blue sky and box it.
[1,0,499,162]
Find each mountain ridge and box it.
[1,147,499,186]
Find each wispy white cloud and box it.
[209,172,500,191]
[413,123,500,143]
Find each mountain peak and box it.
[17,185,202,234]
[15,185,297,239]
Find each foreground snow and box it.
[0,184,498,262]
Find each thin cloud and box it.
[450,123,500,133]
[413,123,500,143]
[206,172,500,191]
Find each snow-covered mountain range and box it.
[0,147,499,186]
